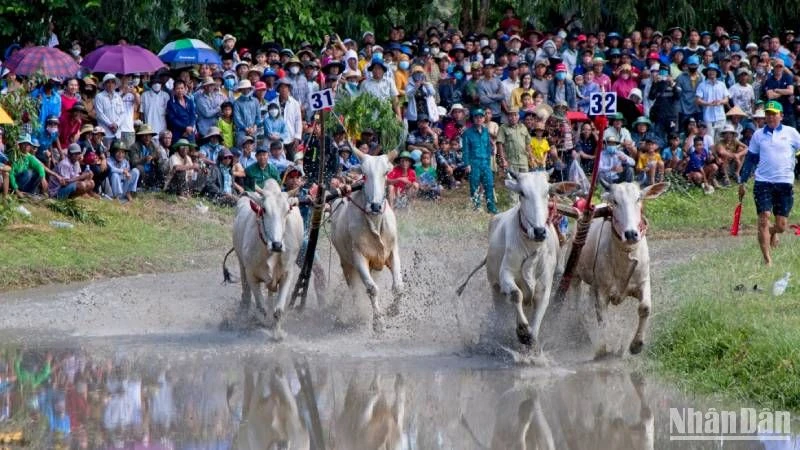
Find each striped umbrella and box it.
[81,44,165,75]
[158,38,221,65]
[4,46,80,78]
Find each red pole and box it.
[554,114,608,299]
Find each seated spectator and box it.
[630,116,664,154]
[128,124,162,189]
[636,138,665,186]
[387,151,418,208]
[629,88,644,115]
[50,144,95,199]
[76,124,95,153]
[9,134,50,197]
[598,136,635,184]
[154,130,172,182]
[338,145,360,174]
[37,114,62,166]
[0,151,10,197]
[415,151,441,200]
[661,133,687,174]
[267,140,290,175]
[206,149,241,206]
[199,126,224,165]
[435,138,465,189]
[244,144,280,191]
[575,122,598,175]
[685,135,718,194]
[604,113,635,156]
[165,139,198,199]
[713,123,747,183]
[106,140,140,202]
[82,144,109,197]
[407,114,439,153]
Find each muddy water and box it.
[1,229,796,448]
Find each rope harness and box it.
[517,200,559,239]
[249,198,295,248]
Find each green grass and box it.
[0,194,230,290]
[649,236,800,410]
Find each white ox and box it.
[223,179,304,334]
[329,149,403,332]
[457,170,576,350]
[570,180,668,355]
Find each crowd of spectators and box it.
[2,11,800,211]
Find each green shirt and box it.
[497,123,531,171]
[10,153,45,191]
[244,162,280,191]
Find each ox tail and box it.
[455,257,487,296]
[222,248,238,284]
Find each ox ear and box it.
[249,199,264,217]
[504,178,522,192]
[549,181,580,197]
[287,197,299,208]
[642,182,670,200]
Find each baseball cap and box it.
[765,100,783,113]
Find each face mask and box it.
[479,39,489,48]
[151,83,162,93]
[659,70,669,77]
[688,66,697,73]
[224,78,235,90]
[165,78,174,91]
[132,77,140,87]
[399,61,410,70]
[604,145,618,154]
[454,71,464,81]
[47,126,58,134]
[731,44,741,52]
[348,81,359,90]
[310,70,318,79]
[244,91,254,98]
[268,108,279,118]
[71,49,80,57]
[374,52,383,60]
[555,72,566,81]
[412,73,424,82]
[212,37,223,49]
[289,66,300,75]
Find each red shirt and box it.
[59,115,82,149]
[387,166,416,191]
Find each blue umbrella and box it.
[157,39,222,65]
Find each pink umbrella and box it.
[81,44,165,75]
[4,46,80,78]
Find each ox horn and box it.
[386,149,398,162]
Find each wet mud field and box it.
[1,223,794,449]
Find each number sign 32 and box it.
[588,92,617,115]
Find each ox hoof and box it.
[372,316,385,334]
[385,299,401,318]
[273,308,283,322]
[516,324,534,347]
[272,327,287,342]
[629,339,644,355]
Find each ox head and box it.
[249,179,299,252]
[506,170,578,242]
[353,147,398,214]
[599,179,669,243]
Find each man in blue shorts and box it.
[739,100,800,265]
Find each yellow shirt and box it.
[394,70,408,102]
[637,152,663,171]
[530,137,550,168]
[511,87,536,109]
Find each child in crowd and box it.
[636,138,664,185]
[387,151,418,208]
[414,151,441,200]
[338,145,360,174]
[529,123,552,170]
[661,133,686,174]
[685,135,718,194]
[268,140,290,176]
[217,102,235,149]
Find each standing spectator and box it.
[59,77,81,131]
[80,76,99,122]
[58,103,86,150]
[461,108,497,214]
[676,55,703,129]
[166,80,197,143]
[35,78,62,130]
[118,76,139,148]
[496,107,531,174]
[94,74,124,147]
[738,100,800,266]
[195,78,224,138]
[140,80,170,135]
[361,57,401,118]
[763,58,796,126]
[729,68,755,116]
[610,64,637,99]
[277,78,302,159]
[284,57,310,113]
[232,80,259,145]
[531,60,550,97]
[510,73,535,109]
[477,62,505,122]
[405,66,437,130]
[648,63,681,138]
[106,140,140,201]
[695,63,729,140]
[438,65,466,109]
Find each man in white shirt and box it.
[359,58,401,119]
[118,76,139,148]
[695,63,729,141]
[276,78,303,160]
[738,100,800,266]
[94,74,124,148]
[140,82,170,135]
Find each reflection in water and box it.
[0,347,787,449]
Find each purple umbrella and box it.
[4,46,80,78]
[81,44,166,75]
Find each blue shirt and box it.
[661,146,684,161]
[686,149,710,173]
[166,96,197,141]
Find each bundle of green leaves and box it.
[326,93,404,153]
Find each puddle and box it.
[0,345,797,449]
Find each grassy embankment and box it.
[648,182,800,411]
[0,194,230,291]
